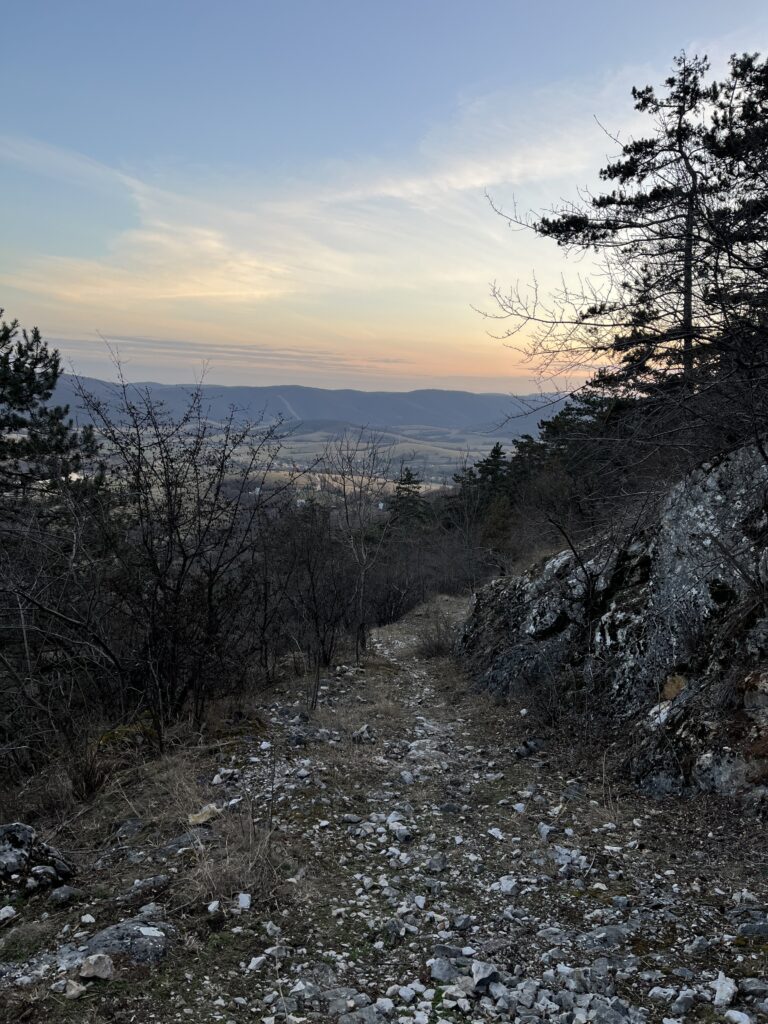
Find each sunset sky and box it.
[3,1,768,391]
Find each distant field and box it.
[274,423,511,479]
[55,376,559,478]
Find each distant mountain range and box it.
[55,376,562,437]
[53,376,567,477]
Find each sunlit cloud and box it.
[3,226,294,305]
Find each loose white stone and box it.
[471,961,498,985]
[80,953,115,980]
[712,971,738,1008]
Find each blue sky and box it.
[3,1,768,390]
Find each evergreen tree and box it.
[703,54,768,385]
[488,52,768,470]
[392,465,427,523]
[475,442,509,500]
[488,54,731,401]
[0,311,94,490]
[448,444,515,558]
[535,54,718,392]
[452,462,479,493]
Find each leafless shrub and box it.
[414,609,454,659]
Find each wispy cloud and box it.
[0,135,137,193]
[55,332,412,371]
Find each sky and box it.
[3,1,768,392]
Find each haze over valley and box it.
[56,375,562,476]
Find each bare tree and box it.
[321,429,393,660]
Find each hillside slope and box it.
[460,445,768,802]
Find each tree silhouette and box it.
[0,311,94,491]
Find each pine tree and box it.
[488,54,727,401]
[475,442,508,500]
[392,465,426,524]
[0,311,94,491]
[704,54,768,382]
[536,54,718,392]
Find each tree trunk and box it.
[682,190,695,385]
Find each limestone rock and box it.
[64,979,87,999]
[84,917,176,964]
[80,953,115,980]
[0,822,73,883]
[459,445,768,798]
[48,885,83,905]
[188,804,221,826]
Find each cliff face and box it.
[459,446,768,801]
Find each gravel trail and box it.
[2,596,767,1023]
[232,597,768,1024]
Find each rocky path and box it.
[2,596,768,1023]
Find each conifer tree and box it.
[392,465,426,523]
[489,54,721,396]
[0,311,94,490]
[475,442,508,500]
[704,54,768,385]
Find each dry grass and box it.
[0,919,60,964]
[96,750,284,911]
[413,607,454,659]
[175,807,279,911]
[1,725,284,923]
[0,762,78,824]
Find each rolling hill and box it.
[54,376,564,478]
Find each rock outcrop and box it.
[460,445,768,800]
[83,917,176,964]
[0,823,74,888]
